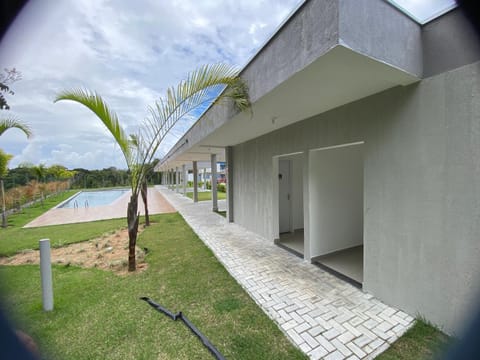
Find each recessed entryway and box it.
[274,153,304,257]
[308,142,364,285]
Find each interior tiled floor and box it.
[314,246,364,284]
[279,229,305,255]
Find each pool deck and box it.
[23,188,176,228]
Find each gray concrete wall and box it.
[241,0,339,103]
[423,8,480,78]
[339,0,422,77]
[232,61,480,334]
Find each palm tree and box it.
[139,159,159,227]
[0,116,32,227]
[55,63,250,271]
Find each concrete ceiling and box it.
[159,45,419,170]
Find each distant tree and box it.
[55,64,250,271]
[0,117,32,227]
[0,68,21,110]
[32,163,46,182]
[47,164,75,181]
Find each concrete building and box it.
[156,0,480,335]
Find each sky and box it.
[0,0,302,170]
[0,0,457,170]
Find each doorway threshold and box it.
[276,229,304,258]
[312,245,363,289]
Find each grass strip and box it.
[0,213,307,360]
[377,319,450,359]
[186,191,226,201]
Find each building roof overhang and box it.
[157,0,422,171]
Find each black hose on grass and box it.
[140,297,226,360]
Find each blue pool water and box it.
[59,189,129,208]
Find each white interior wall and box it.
[309,143,364,257]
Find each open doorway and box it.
[276,153,304,257]
[309,142,364,286]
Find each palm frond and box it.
[142,63,250,164]
[54,89,132,165]
[0,116,32,138]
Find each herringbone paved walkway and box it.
[156,186,414,360]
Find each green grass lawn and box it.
[186,191,226,201]
[0,195,307,359]
[377,320,450,359]
[0,191,451,359]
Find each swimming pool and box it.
[58,189,130,209]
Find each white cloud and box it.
[0,0,302,169]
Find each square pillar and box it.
[182,164,187,195]
[203,168,207,190]
[225,146,234,222]
[303,151,311,261]
[175,167,179,193]
[193,161,198,203]
[211,154,218,212]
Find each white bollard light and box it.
[39,239,54,311]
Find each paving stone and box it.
[278,309,292,322]
[377,320,394,332]
[363,319,378,329]
[349,316,364,327]
[347,342,367,358]
[368,338,386,351]
[286,329,303,345]
[281,319,298,331]
[295,322,311,334]
[354,334,373,348]
[308,325,325,337]
[308,345,328,360]
[301,332,320,348]
[316,334,336,353]
[299,342,312,353]
[325,350,345,360]
[337,331,356,344]
[371,327,390,341]
[331,338,353,356]
[323,328,341,340]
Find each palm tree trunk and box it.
[1,179,6,228]
[141,180,150,226]
[127,193,140,271]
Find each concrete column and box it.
[182,164,187,195]
[211,153,218,212]
[303,151,311,261]
[203,168,207,190]
[225,146,234,222]
[175,167,179,193]
[193,161,198,203]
